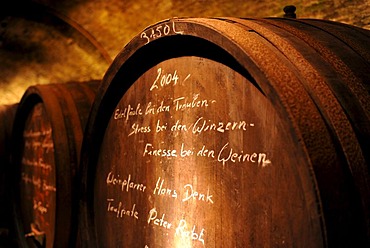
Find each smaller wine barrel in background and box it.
[0,103,18,247]
[9,80,100,248]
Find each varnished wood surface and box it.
[77,18,370,247]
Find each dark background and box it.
[0,0,369,105]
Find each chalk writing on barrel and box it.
[140,22,184,45]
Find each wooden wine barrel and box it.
[77,18,370,248]
[9,81,100,248]
[0,103,18,247]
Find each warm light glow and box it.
[174,235,193,248]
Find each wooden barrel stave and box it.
[254,18,370,244]
[298,19,370,65]
[215,17,369,246]
[250,18,370,246]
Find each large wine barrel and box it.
[0,103,18,247]
[77,18,370,248]
[10,81,100,248]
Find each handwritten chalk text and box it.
[217,142,271,167]
[106,172,147,193]
[107,198,139,219]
